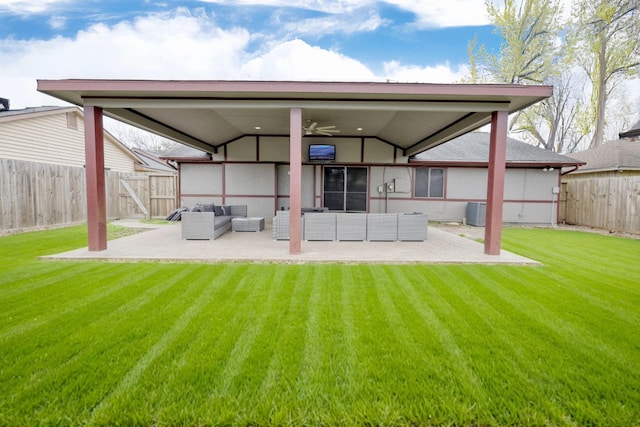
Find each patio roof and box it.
[37,79,551,157]
[35,79,552,256]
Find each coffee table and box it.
[231,217,265,232]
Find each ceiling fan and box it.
[303,119,340,136]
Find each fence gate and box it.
[118,173,177,219]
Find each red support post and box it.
[485,110,508,255]
[84,106,107,251]
[289,107,302,254]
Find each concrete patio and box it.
[44,220,540,265]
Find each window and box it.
[415,168,444,198]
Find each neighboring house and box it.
[130,147,177,173]
[0,104,178,232]
[562,120,640,233]
[0,105,140,172]
[165,132,584,226]
[566,121,640,176]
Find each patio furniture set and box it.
[181,204,263,240]
[273,211,428,241]
[181,204,427,242]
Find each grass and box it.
[0,225,639,426]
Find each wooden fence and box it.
[561,172,640,233]
[1,158,177,233]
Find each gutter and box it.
[561,165,580,176]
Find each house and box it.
[165,132,583,226]
[0,105,140,172]
[0,104,178,232]
[565,121,640,176]
[37,79,553,254]
[130,147,177,173]
[410,132,584,224]
[561,120,640,233]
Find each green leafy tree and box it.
[483,0,563,84]
[569,0,640,148]
[469,0,571,150]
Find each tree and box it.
[482,0,563,85]
[106,121,178,155]
[469,0,570,150]
[569,0,640,148]
[514,69,588,152]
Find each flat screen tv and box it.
[309,144,336,162]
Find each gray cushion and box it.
[213,205,224,216]
[214,216,232,227]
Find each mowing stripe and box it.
[1,264,210,412]
[375,265,487,404]
[87,264,244,422]
[471,266,639,372]
[103,264,258,420]
[0,263,186,342]
[215,265,280,395]
[397,265,569,423]
[255,267,308,402]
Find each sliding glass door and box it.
[323,166,367,211]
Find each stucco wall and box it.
[177,136,559,225]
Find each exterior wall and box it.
[176,136,559,225]
[0,110,136,172]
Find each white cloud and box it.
[197,0,371,14]
[383,60,469,83]
[386,0,490,27]
[241,39,378,81]
[280,8,387,37]
[0,6,475,109]
[0,9,251,107]
[0,0,73,14]
[48,15,67,29]
[201,0,491,27]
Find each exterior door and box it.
[323,166,367,211]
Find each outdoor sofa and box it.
[181,204,247,240]
[273,211,427,241]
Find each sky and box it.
[0,0,509,110]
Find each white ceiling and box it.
[37,80,552,157]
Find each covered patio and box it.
[44,221,539,265]
[37,79,552,258]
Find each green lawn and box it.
[1,225,639,426]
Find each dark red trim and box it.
[84,106,107,251]
[485,111,508,255]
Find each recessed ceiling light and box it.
[254,126,261,130]
[356,127,363,131]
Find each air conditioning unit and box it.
[466,202,486,227]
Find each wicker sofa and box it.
[273,211,427,241]
[181,205,247,240]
